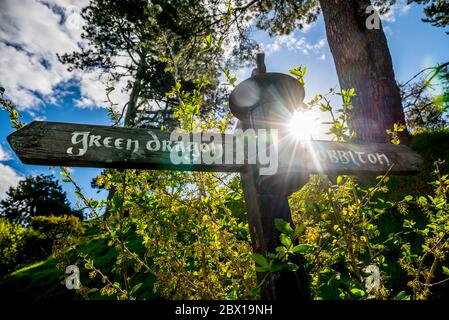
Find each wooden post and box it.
[230,54,310,300]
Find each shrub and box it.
[24,215,85,261]
[0,218,26,275]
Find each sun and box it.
[288,109,319,140]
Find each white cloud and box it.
[262,33,327,56]
[0,145,23,200]
[378,0,413,23]
[384,26,393,36]
[0,0,128,112]
[299,23,314,34]
[399,3,412,15]
[0,164,23,200]
[0,145,12,161]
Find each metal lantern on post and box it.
[228,53,311,300]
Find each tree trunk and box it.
[319,0,409,143]
[105,58,145,218]
[124,58,145,127]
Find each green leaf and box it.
[269,262,284,273]
[404,195,413,201]
[88,288,99,294]
[289,68,301,77]
[252,253,269,270]
[295,223,306,236]
[202,34,214,50]
[302,67,307,76]
[284,262,298,271]
[249,287,261,297]
[443,266,449,276]
[275,246,287,256]
[350,288,366,298]
[112,194,123,211]
[418,196,428,206]
[255,266,269,272]
[274,219,294,236]
[280,233,291,247]
[336,176,343,185]
[395,291,407,300]
[130,283,143,295]
[319,105,328,112]
[292,244,314,254]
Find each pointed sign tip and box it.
[6,121,39,153]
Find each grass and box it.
[0,222,158,300]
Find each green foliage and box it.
[0,214,84,277]
[250,85,449,300]
[58,0,255,128]
[249,0,400,36]
[400,62,449,132]
[0,219,26,275]
[3,57,449,301]
[37,56,256,299]
[307,88,356,142]
[289,65,307,85]
[398,160,449,299]
[409,0,449,32]
[25,215,84,260]
[0,174,82,225]
[0,225,158,300]
[387,123,406,145]
[251,0,321,36]
[0,97,25,129]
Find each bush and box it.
[0,218,26,276]
[24,215,85,261]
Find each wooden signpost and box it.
[7,121,421,175]
[7,54,423,301]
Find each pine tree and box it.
[0,175,82,225]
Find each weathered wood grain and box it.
[7,121,239,172]
[7,121,423,175]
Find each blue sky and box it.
[0,0,448,209]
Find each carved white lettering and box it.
[337,150,350,164]
[367,153,377,164]
[67,131,90,156]
[103,137,113,148]
[347,151,359,166]
[89,135,101,147]
[327,150,339,163]
[114,138,124,150]
[126,139,139,153]
[355,152,367,164]
[162,140,172,152]
[146,131,161,151]
[376,153,390,165]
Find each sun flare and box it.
[288,109,319,140]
